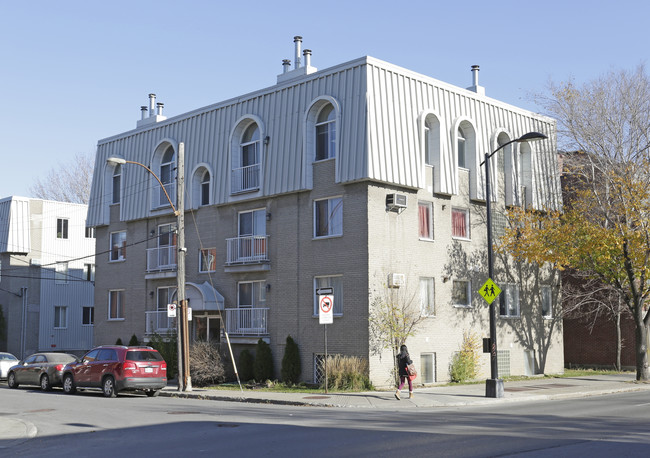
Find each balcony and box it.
[145,311,176,335]
[225,236,269,272]
[231,164,260,194]
[225,307,269,336]
[147,245,177,272]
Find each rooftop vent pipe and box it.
[471,65,480,87]
[157,102,164,116]
[294,36,302,69]
[140,106,148,120]
[303,49,312,68]
[148,93,156,117]
[282,59,291,73]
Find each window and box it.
[54,306,68,328]
[55,262,68,284]
[315,104,336,161]
[110,231,126,261]
[57,218,69,239]
[199,248,217,273]
[420,353,436,383]
[112,164,121,204]
[109,290,124,320]
[418,201,433,240]
[157,224,177,267]
[201,170,210,206]
[238,281,267,307]
[452,208,469,239]
[314,197,343,238]
[500,284,520,317]
[232,123,261,193]
[157,286,176,312]
[85,227,96,238]
[542,285,553,318]
[82,306,94,325]
[159,146,175,207]
[452,280,471,307]
[314,276,343,316]
[83,263,95,282]
[419,277,435,316]
[457,127,466,168]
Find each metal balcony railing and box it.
[226,236,269,265]
[145,311,176,335]
[147,245,177,272]
[225,308,269,336]
[231,163,260,193]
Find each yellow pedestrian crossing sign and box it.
[479,279,501,304]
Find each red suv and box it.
[62,346,167,398]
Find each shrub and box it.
[149,333,178,380]
[128,334,140,346]
[115,338,123,345]
[238,349,254,382]
[189,341,225,387]
[253,339,274,381]
[449,331,481,383]
[325,355,373,391]
[281,335,301,384]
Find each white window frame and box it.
[112,164,121,204]
[313,275,343,316]
[54,306,68,329]
[159,146,176,208]
[84,263,95,282]
[82,306,94,326]
[418,201,434,241]
[419,277,435,316]
[57,218,69,239]
[85,227,96,238]
[314,197,343,238]
[315,104,336,161]
[542,285,553,318]
[199,248,217,273]
[200,169,210,206]
[55,262,68,284]
[451,207,470,240]
[452,280,472,308]
[108,290,125,320]
[109,231,126,262]
[237,281,267,308]
[500,283,521,318]
[157,286,176,312]
[457,127,467,169]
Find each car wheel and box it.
[102,376,117,398]
[40,374,52,391]
[7,372,18,389]
[63,374,76,394]
[145,389,160,397]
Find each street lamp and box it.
[107,144,191,392]
[481,131,547,398]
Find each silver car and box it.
[7,352,79,391]
[0,352,19,379]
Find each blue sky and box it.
[1,0,648,198]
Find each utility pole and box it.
[176,142,191,391]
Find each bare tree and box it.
[30,152,95,204]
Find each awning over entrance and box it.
[186,281,224,311]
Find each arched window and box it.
[200,170,210,206]
[112,164,121,204]
[315,104,336,161]
[497,132,515,205]
[457,127,467,168]
[159,146,175,207]
[232,122,261,193]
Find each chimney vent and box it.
[466,65,485,96]
[140,106,148,120]
[294,36,302,69]
[148,93,156,117]
[282,59,291,73]
[156,102,164,116]
[303,49,312,68]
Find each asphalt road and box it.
[2,385,650,457]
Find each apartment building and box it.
[86,38,564,386]
[0,196,95,358]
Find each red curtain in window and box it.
[452,210,467,238]
[418,204,430,238]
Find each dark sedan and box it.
[8,352,79,391]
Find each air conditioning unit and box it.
[388,273,405,288]
[386,193,407,212]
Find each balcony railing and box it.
[225,307,269,336]
[147,245,177,272]
[226,236,269,265]
[145,311,176,335]
[231,163,260,193]
[157,182,176,208]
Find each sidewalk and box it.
[160,373,650,409]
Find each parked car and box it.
[62,346,167,398]
[0,352,19,379]
[7,352,79,390]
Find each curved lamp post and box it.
[480,131,547,398]
[107,146,191,392]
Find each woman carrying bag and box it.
[395,344,416,400]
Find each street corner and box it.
[0,417,37,448]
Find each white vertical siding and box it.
[0,197,31,254]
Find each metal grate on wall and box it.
[497,349,511,377]
[314,354,326,384]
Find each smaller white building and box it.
[0,196,95,358]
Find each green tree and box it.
[281,335,301,384]
[253,339,274,381]
[238,349,254,382]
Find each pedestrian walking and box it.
[395,344,414,400]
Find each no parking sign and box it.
[319,295,334,324]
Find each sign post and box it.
[317,288,333,394]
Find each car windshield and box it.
[48,354,77,363]
[0,354,18,361]
[126,351,163,362]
